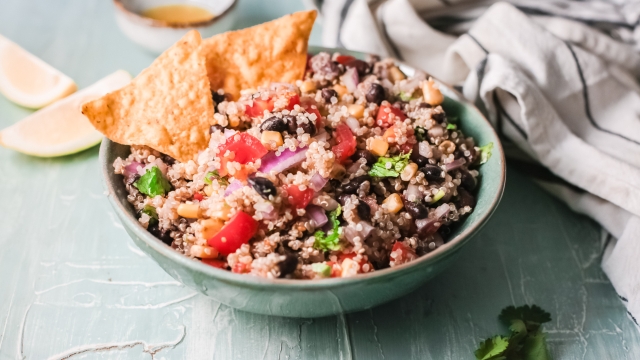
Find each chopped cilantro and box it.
[311,263,332,277]
[134,166,171,197]
[448,116,459,124]
[368,152,411,178]
[479,142,494,165]
[431,189,445,203]
[141,205,158,225]
[204,170,229,186]
[474,305,551,360]
[415,126,427,142]
[313,206,342,251]
[446,123,457,130]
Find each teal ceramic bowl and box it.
[100,47,506,318]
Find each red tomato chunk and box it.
[202,259,227,269]
[285,184,314,209]
[208,211,258,255]
[331,123,356,163]
[245,93,299,118]
[376,102,407,128]
[218,133,267,176]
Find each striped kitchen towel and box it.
[316,0,640,328]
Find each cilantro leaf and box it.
[311,263,332,277]
[134,166,172,197]
[204,170,229,186]
[475,336,509,360]
[446,123,457,130]
[313,206,342,251]
[479,142,494,165]
[368,152,411,178]
[521,331,550,360]
[415,126,427,142]
[399,91,414,101]
[141,205,158,225]
[499,305,551,330]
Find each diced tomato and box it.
[301,97,323,128]
[193,192,204,201]
[245,97,274,117]
[202,259,227,269]
[285,185,314,209]
[208,211,258,255]
[335,55,356,65]
[218,133,267,176]
[376,102,407,128]
[286,93,300,110]
[331,123,357,163]
[325,261,342,278]
[232,262,251,274]
[390,241,417,266]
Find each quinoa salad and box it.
[113,52,492,279]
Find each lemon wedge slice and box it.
[0,34,77,109]
[0,70,131,157]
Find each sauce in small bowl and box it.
[113,0,237,54]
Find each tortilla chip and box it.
[201,10,317,99]
[82,30,214,162]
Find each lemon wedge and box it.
[0,34,77,109]
[0,70,131,157]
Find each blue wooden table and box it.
[1,1,638,359]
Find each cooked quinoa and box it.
[113,52,487,279]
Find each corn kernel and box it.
[333,84,348,98]
[389,66,406,82]
[382,193,404,214]
[369,137,389,157]
[200,218,224,239]
[261,131,284,150]
[300,80,317,93]
[341,258,359,277]
[347,104,365,118]
[229,115,241,128]
[177,203,200,218]
[400,163,418,181]
[422,78,444,106]
[190,245,219,259]
[438,140,456,154]
[383,127,396,141]
[203,185,213,196]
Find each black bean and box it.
[439,225,451,236]
[329,179,342,191]
[419,165,444,182]
[148,223,173,246]
[404,200,429,219]
[459,169,477,191]
[341,175,371,194]
[356,201,371,221]
[248,177,277,199]
[211,90,226,105]
[321,88,338,103]
[351,149,377,166]
[393,101,409,112]
[209,124,225,134]
[125,173,140,186]
[337,194,351,206]
[260,116,288,132]
[161,154,176,166]
[410,144,429,167]
[277,254,298,278]
[345,59,370,76]
[298,120,317,136]
[283,115,298,134]
[365,83,385,105]
[455,187,476,209]
[432,112,445,123]
[419,102,432,109]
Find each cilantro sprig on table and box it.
[368,152,411,178]
[313,206,342,251]
[475,305,552,360]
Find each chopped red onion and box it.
[259,147,308,174]
[340,67,359,92]
[405,184,421,201]
[307,205,328,227]
[124,161,142,177]
[224,180,243,197]
[309,173,328,192]
[412,70,427,82]
[257,204,278,220]
[345,116,360,133]
[444,158,466,172]
[418,142,431,158]
[416,204,451,236]
[224,129,236,138]
[344,221,375,242]
[398,77,421,93]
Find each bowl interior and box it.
[117,0,235,21]
[101,47,505,289]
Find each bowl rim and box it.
[112,0,238,29]
[101,46,506,290]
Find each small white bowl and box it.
[113,0,237,54]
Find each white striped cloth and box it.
[314,0,640,328]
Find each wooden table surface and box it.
[1,0,639,359]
